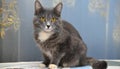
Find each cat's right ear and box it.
[34,0,43,15]
[54,2,63,17]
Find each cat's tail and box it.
[84,57,107,69]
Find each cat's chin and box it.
[44,29,54,33]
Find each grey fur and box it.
[33,0,107,69]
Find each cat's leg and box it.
[61,59,80,67]
[48,53,65,69]
[84,57,107,69]
[59,54,81,67]
[39,54,50,68]
[42,54,50,67]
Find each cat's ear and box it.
[34,0,43,15]
[54,2,63,16]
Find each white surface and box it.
[0,60,120,69]
[107,66,120,69]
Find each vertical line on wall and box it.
[0,0,2,62]
[17,22,20,61]
[105,0,110,59]
[16,0,21,61]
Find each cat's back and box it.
[62,20,82,39]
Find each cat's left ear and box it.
[54,2,63,16]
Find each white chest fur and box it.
[38,31,53,42]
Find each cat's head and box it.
[34,0,63,33]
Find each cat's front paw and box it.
[39,63,46,68]
[48,64,58,69]
[92,61,107,69]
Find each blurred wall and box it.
[0,0,120,62]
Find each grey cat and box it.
[33,0,107,69]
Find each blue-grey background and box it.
[0,0,120,62]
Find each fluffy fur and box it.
[33,0,107,69]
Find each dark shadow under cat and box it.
[33,0,107,69]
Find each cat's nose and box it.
[47,25,50,28]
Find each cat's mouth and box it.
[44,26,53,32]
[44,29,53,32]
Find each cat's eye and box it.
[40,17,46,22]
[51,17,56,22]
